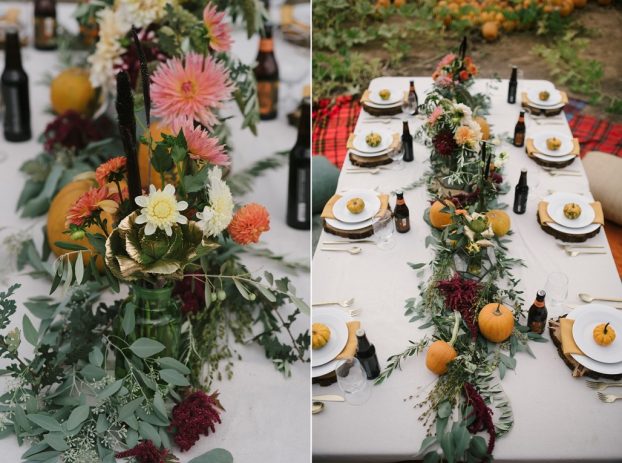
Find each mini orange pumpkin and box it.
[593,322,616,346]
[429,200,454,229]
[426,313,461,375]
[478,303,515,343]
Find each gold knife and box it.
[312,395,345,402]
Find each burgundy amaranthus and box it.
[115,440,177,463]
[436,274,481,340]
[169,391,223,451]
[43,110,104,152]
[463,382,496,455]
[173,274,206,315]
[432,129,459,157]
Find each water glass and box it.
[544,272,568,312]
[401,97,417,117]
[335,358,372,405]
[390,143,405,170]
[372,211,396,250]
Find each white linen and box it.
[312,77,622,461]
[0,3,310,463]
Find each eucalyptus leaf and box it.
[66,405,90,430]
[138,421,161,447]
[97,380,123,400]
[74,251,85,285]
[188,449,234,463]
[22,315,38,346]
[129,338,165,358]
[26,414,62,432]
[118,397,144,421]
[121,303,136,336]
[159,368,190,386]
[156,357,190,375]
[423,451,440,463]
[43,432,68,451]
[89,347,104,367]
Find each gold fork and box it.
[586,380,622,391]
[597,392,622,403]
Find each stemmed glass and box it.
[544,272,569,314]
[372,211,396,250]
[389,142,405,170]
[335,357,372,405]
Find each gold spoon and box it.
[312,401,325,414]
[579,293,622,304]
[320,246,363,255]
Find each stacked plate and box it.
[350,129,396,159]
[527,86,565,111]
[542,192,601,236]
[531,131,575,164]
[325,188,382,233]
[567,303,622,375]
[364,87,404,110]
[312,308,349,378]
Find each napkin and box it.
[321,193,390,220]
[525,138,580,158]
[335,320,361,360]
[560,318,585,356]
[346,132,401,155]
[521,91,569,108]
[360,89,408,106]
[537,201,604,226]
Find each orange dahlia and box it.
[66,186,119,227]
[95,156,127,186]
[228,203,270,245]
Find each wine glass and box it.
[372,210,396,250]
[401,96,417,117]
[389,142,405,170]
[335,357,372,405]
[544,272,568,314]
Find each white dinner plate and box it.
[547,194,595,229]
[312,357,339,378]
[368,89,402,106]
[528,88,563,107]
[543,194,601,236]
[572,305,622,364]
[349,147,393,159]
[567,304,622,375]
[325,216,373,231]
[532,151,575,164]
[333,190,381,224]
[352,129,393,154]
[311,308,349,367]
[533,132,573,157]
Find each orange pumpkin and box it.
[559,0,574,16]
[485,210,511,237]
[481,21,499,42]
[429,200,454,229]
[426,313,461,375]
[137,122,174,190]
[573,0,587,6]
[394,0,407,6]
[47,180,113,271]
[478,303,515,343]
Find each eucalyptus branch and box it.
[375,337,429,385]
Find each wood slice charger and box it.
[549,316,622,380]
[361,102,403,117]
[536,213,601,243]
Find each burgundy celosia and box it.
[169,391,223,451]
[436,274,481,340]
[173,274,206,315]
[463,382,496,455]
[115,440,175,463]
[43,110,104,152]
[432,129,459,157]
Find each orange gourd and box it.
[429,200,454,229]
[478,303,515,343]
[481,21,499,42]
[426,313,461,375]
[593,322,616,346]
[137,122,174,190]
[485,210,511,237]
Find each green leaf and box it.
[183,167,210,193]
[156,357,190,375]
[122,303,136,336]
[22,450,60,461]
[74,251,84,285]
[96,414,109,433]
[26,414,62,432]
[188,449,234,463]
[159,368,190,386]
[469,436,488,458]
[53,241,89,251]
[66,405,90,430]
[129,338,165,358]
[233,279,251,300]
[151,144,174,173]
[89,347,104,367]
[437,401,452,419]
[138,421,161,447]
[97,379,123,400]
[118,397,144,421]
[440,431,455,463]
[80,364,106,381]
[171,144,187,163]
[21,442,49,458]
[408,262,426,270]
[126,429,139,448]
[22,315,38,346]
[152,392,167,420]
[423,451,440,463]
[418,435,437,455]
[43,432,68,451]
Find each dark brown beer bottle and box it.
[254,24,279,121]
[34,0,58,50]
[394,191,410,233]
[2,30,31,142]
[286,98,310,230]
[527,290,548,334]
[407,80,419,115]
[512,169,528,215]
[355,329,380,380]
[507,66,518,104]
[513,111,526,147]
[401,120,414,162]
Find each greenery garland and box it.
[376,90,546,463]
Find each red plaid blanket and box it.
[312,95,361,168]
[568,114,622,158]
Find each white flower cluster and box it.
[196,167,234,238]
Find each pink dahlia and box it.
[170,116,229,166]
[439,53,457,67]
[203,3,232,52]
[428,106,443,126]
[151,53,234,128]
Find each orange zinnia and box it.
[95,156,127,186]
[66,186,119,227]
[228,203,270,245]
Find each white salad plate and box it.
[332,190,381,224]
[311,308,349,367]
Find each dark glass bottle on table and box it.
[508,66,518,104]
[34,0,58,50]
[401,120,414,162]
[513,111,526,147]
[527,290,548,334]
[407,80,419,115]
[394,191,410,233]
[286,98,310,230]
[355,329,380,380]
[254,23,279,120]
[512,169,528,215]
[2,30,31,142]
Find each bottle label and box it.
[35,17,57,46]
[395,217,410,232]
[296,167,307,223]
[514,132,525,147]
[257,81,278,117]
[529,320,545,334]
[259,38,274,53]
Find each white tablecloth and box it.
[312,77,622,461]
[0,3,310,463]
